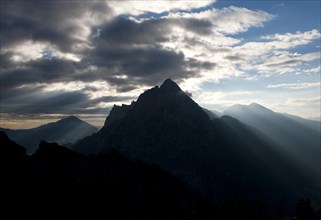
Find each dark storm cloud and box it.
[0,52,15,70]
[1,2,216,116]
[1,58,78,89]
[211,48,232,53]
[76,42,198,89]
[224,55,244,61]
[116,85,138,93]
[1,1,110,52]
[0,86,43,116]
[0,86,131,114]
[188,58,217,70]
[97,17,212,46]
[84,46,187,77]
[76,16,214,88]
[1,13,212,92]
[182,18,213,35]
[1,46,188,108]
[1,89,88,114]
[86,95,135,107]
[97,17,170,45]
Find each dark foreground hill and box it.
[1,131,319,219]
[74,79,320,210]
[1,131,213,219]
[0,116,98,154]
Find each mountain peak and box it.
[160,79,182,93]
[249,103,264,108]
[248,103,274,113]
[60,115,80,122]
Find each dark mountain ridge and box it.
[75,79,320,208]
[1,131,213,219]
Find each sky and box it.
[0,0,320,129]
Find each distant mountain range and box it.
[74,79,320,208]
[0,116,97,154]
[224,103,320,181]
[224,103,320,133]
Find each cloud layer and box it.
[1,1,320,123]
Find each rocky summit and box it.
[74,79,320,207]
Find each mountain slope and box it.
[74,79,320,207]
[202,108,219,119]
[224,103,321,182]
[282,112,320,133]
[0,116,98,154]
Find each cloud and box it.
[1,2,275,93]
[167,6,274,35]
[1,58,78,90]
[0,79,136,115]
[264,59,301,68]
[1,40,81,63]
[286,96,321,106]
[210,6,274,34]
[303,66,321,74]
[196,91,253,107]
[230,30,321,75]
[300,52,321,61]
[109,1,215,16]
[80,44,196,87]
[0,86,134,115]
[195,90,260,112]
[256,51,321,74]
[261,29,321,43]
[1,1,110,52]
[1,89,89,114]
[97,17,171,46]
[224,55,244,61]
[235,30,321,58]
[267,82,321,90]
[270,96,321,119]
[3,1,318,120]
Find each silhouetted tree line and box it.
[1,131,320,219]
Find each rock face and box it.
[75,79,320,207]
[104,103,134,127]
[76,79,218,175]
[1,116,98,154]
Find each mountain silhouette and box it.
[0,131,213,219]
[0,116,98,154]
[224,103,321,183]
[74,79,320,207]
